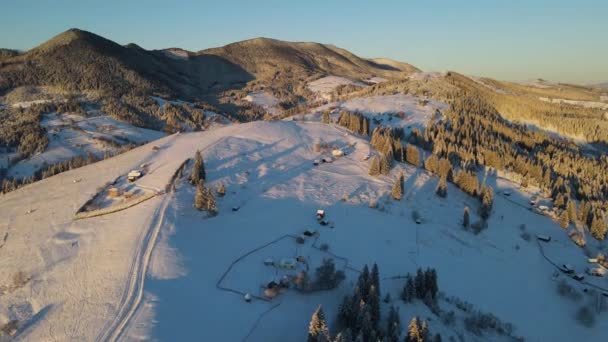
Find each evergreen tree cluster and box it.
[401,268,439,303]
[337,110,370,136]
[479,184,494,219]
[420,92,608,240]
[308,263,441,342]
[194,180,217,215]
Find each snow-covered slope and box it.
[1,120,606,341]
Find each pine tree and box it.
[463,207,470,228]
[559,210,569,229]
[401,274,415,303]
[414,268,425,299]
[322,111,330,124]
[217,183,225,197]
[567,201,577,224]
[436,177,447,198]
[392,176,403,200]
[406,317,421,342]
[424,155,439,173]
[405,144,420,166]
[368,156,381,176]
[386,306,401,342]
[368,284,380,326]
[371,263,380,296]
[380,153,392,175]
[590,214,607,240]
[420,320,429,341]
[194,181,205,210]
[308,305,331,342]
[204,186,218,215]
[190,150,206,184]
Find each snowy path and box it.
[96,189,173,342]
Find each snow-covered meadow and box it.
[1,119,607,341]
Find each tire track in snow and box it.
[97,137,227,342]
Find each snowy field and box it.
[3,113,165,178]
[308,76,366,100]
[243,91,280,116]
[1,121,607,341]
[302,94,447,136]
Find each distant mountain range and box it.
[0,29,418,100]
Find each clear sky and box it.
[1,0,606,84]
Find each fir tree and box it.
[386,306,401,342]
[463,207,470,228]
[405,144,420,166]
[406,317,421,342]
[590,214,607,240]
[392,175,403,200]
[436,177,447,198]
[308,305,331,342]
[380,153,392,175]
[414,268,426,299]
[322,111,330,124]
[401,274,415,303]
[190,150,206,184]
[368,156,381,176]
[567,201,577,224]
[559,210,569,229]
[194,181,205,210]
[217,183,225,197]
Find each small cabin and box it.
[263,258,275,266]
[332,149,344,157]
[296,255,307,263]
[586,267,606,277]
[232,206,240,212]
[296,235,306,244]
[279,258,297,269]
[313,159,320,166]
[588,258,598,263]
[502,190,511,196]
[415,218,422,224]
[128,170,142,182]
[316,209,325,219]
[536,235,551,242]
[538,205,550,211]
[319,220,329,226]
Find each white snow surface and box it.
[308,76,366,97]
[1,120,607,341]
[243,91,280,116]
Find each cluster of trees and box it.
[0,103,49,158]
[194,180,217,214]
[367,127,421,177]
[189,151,217,214]
[401,268,439,303]
[337,111,370,136]
[308,263,442,342]
[421,93,607,239]
[392,172,404,200]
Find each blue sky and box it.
[1,0,606,84]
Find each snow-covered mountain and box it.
[2,105,606,341]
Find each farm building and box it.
[263,258,274,266]
[279,258,297,269]
[316,209,325,219]
[128,170,142,182]
[332,149,344,157]
[586,266,607,277]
